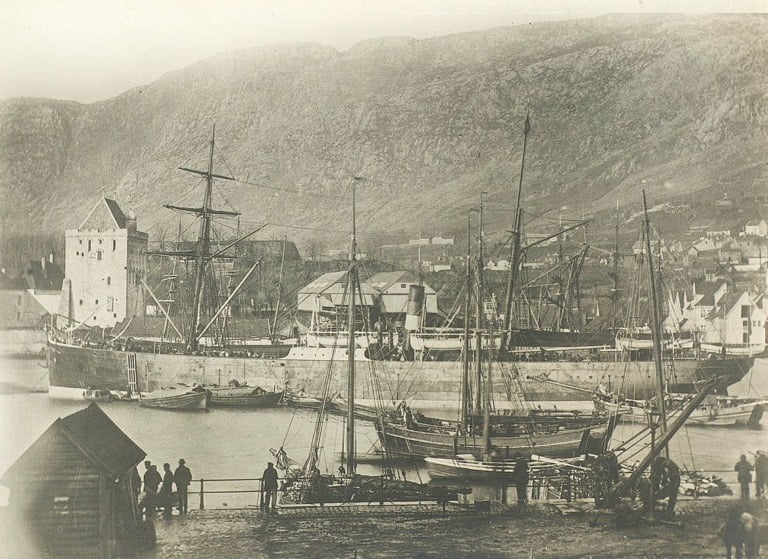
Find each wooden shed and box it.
[0,403,147,558]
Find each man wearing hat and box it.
[174,459,192,514]
[262,461,279,513]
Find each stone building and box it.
[60,198,147,328]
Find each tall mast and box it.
[501,113,530,352]
[461,213,472,431]
[642,190,668,448]
[345,178,359,476]
[611,199,620,327]
[271,235,287,342]
[474,193,486,414]
[187,126,216,349]
[169,125,237,350]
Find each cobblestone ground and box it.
[146,497,767,559]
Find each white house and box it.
[60,198,147,328]
[745,219,768,238]
[366,271,439,315]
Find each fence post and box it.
[199,479,205,510]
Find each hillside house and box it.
[667,280,766,353]
[0,404,147,558]
[744,219,768,238]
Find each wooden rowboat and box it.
[206,385,284,408]
[139,387,211,410]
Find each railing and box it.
[192,477,266,510]
[188,468,745,510]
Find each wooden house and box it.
[0,403,147,558]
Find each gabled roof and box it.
[366,271,435,294]
[78,197,127,230]
[707,290,753,320]
[694,279,726,307]
[1,403,145,482]
[299,271,349,294]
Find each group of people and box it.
[735,451,768,500]
[133,458,192,518]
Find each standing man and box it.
[174,459,192,514]
[160,463,175,518]
[262,461,279,513]
[755,451,767,498]
[143,463,162,516]
[513,455,530,505]
[735,454,754,500]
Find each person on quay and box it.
[160,463,175,518]
[755,450,767,498]
[174,459,192,514]
[735,454,754,500]
[513,455,530,505]
[143,463,162,516]
[262,461,279,513]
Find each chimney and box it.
[41,256,46,273]
[126,209,137,234]
[48,251,55,264]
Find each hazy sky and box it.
[2,0,765,103]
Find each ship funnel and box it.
[404,285,425,331]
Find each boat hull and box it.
[207,386,284,408]
[48,340,753,406]
[374,420,610,459]
[139,390,209,410]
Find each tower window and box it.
[88,240,92,251]
[97,251,102,261]
[79,300,83,305]
[113,240,116,251]
[107,276,111,285]
[95,299,99,305]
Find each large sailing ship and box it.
[47,128,753,405]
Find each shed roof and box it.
[1,403,145,482]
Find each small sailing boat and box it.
[376,133,614,461]
[272,179,463,506]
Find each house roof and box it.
[366,271,435,294]
[21,260,64,290]
[78,197,127,230]
[1,403,145,482]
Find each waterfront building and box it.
[59,198,147,328]
[0,403,146,558]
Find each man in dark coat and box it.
[174,459,192,514]
[735,455,754,500]
[513,456,529,505]
[143,463,162,516]
[160,463,175,518]
[262,461,279,512]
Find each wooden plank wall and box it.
[7,430,103,558]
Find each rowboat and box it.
[139,386,211,410]
[206,385,284,408]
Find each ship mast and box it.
[642,190,668,450]
[345,178,359,476]
[460,212,472,432]
[501,113,530,353]
[474,193,486,414]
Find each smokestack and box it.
[404,285,425,332]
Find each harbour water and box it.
[1,357,767,510]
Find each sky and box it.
[2,0,766,103]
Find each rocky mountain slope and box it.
[1,14,767,251]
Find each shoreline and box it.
[143,496,765,558]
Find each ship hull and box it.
[48,340,753,405]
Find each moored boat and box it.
[206,383,283,408]
[139,386,211,410]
